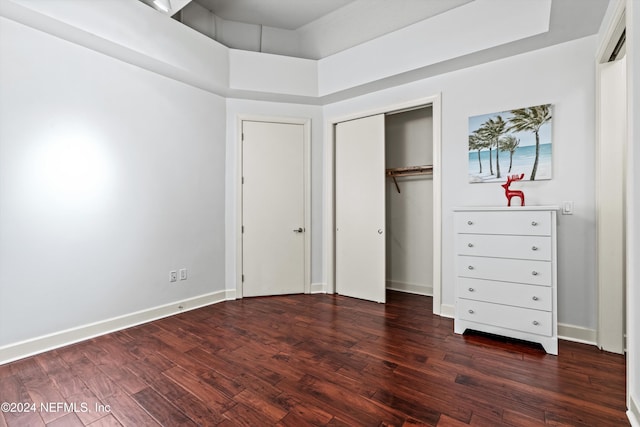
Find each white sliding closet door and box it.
[335,114,386,303]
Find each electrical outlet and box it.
[179,268,187,281]
[170,270,177,282]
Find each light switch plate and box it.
[562,201,574,215]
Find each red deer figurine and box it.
[501,173,525,206]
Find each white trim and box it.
[558,323,597,346]
[596,0,627,64]
[323,94,443,312]
[225,288,237,300]
[236,116,244,298]
[440,304,455,319]
[0,291,229,365]
[629,395,640,427]
[323,118,335,294]
[310,282,326,294]
[431,95,443,315]
[236,115,312,297]
[595,1,627,355]
[386,280,432,296]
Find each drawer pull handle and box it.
[467,221,473,225]
[532,296,539,301]
[532,320,539,326]
[531,221,538,226]
[468,266,474,270]
[468,287,475,292]
[468,243,474,248]
[532,246,538,251]
[468,309,474,314]
[532,271,539,276]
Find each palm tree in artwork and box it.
[499,135,520,173]
[469,130,489,174]
[479,116,507,179]
[508,104,552,180]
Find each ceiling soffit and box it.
[183,0,474,59]
[193,0,355,30]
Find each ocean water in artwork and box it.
[468,143,552,183]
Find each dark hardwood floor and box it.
[0,291,628,426]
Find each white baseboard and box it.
[0,290,229,365]
[627,395,640,427]
[440,304,455,318]
[310,282,326,294]
[225,288,237,300]
[386,280,432,296]
[629,395,640,427]
[557,323,597,346]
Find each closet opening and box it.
[385,106,434,297]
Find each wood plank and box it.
[0,374,45,427]
[23,376,67,424]
[84,414,122,426]
[131,387,196,426]
[102,390,160,427]
[45,413,84,427]
[162,366,235,412]
[172,392,229,426]
[66,387,111,425]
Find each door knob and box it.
[293,227,304,233]
[378,229,383,234]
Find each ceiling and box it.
[181,0,475,59]
[144,0,611,65]
[193,0,356,30]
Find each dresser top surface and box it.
[453,206,559,212]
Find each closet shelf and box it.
[386,165,433,193]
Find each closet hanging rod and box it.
[386,165,433,177]
[385,165,433,193]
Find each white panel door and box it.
[242,121,304,297]
[335,114,386,303]
[597,58,626,353]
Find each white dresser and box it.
[453,206,558,354]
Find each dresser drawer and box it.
[457,255,552,286]
[456,234,551,261]
[457,299,552,336]
[458,278,552,311]
[455,211,552,236]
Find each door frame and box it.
[595,2,627,353]
[324,94,443,314]
[236,115,311,298]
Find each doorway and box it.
[328,95,442,312]
[596,7,627,354]
[238,117,311,297]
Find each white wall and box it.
[224,99,324,292]
[324,36,598,331]
[1,0,230,95]
[0,15,227,352]
[385,108,434,295]
[229,50,318,97]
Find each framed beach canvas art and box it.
[468,104,552,183]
